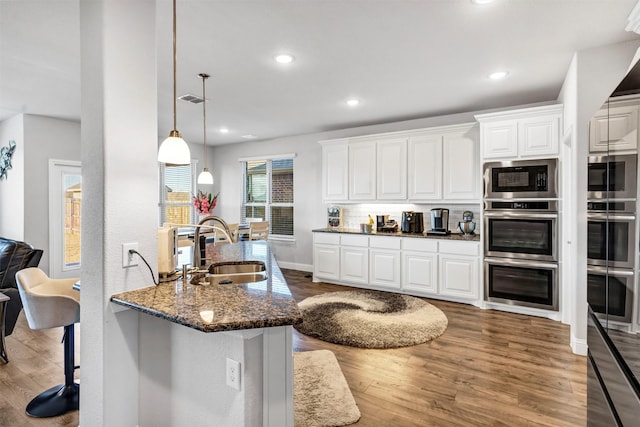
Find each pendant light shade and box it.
[158,0,190,165]
[197,73,214,185]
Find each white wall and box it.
[558,39,640,355]
[0,114,24,240]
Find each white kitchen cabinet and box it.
[377,138,407,200]
[349,141,377,201]
[589,103,639,153]
[407,134,442,200]
[476,104,562,160]
[438,241,479,300]
[369,236,401,290]
[320,140,349,202]
[313,233,340,281]
[401,238,438,294]
[442,130,479,200]
[340,234,369,284]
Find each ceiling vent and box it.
[178,94,205,104]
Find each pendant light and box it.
[197,73,214,184]
[158,0,190,165]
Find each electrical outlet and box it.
[226,358,241,390]
[122,242,139,268]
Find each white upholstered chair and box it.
[15,268,80,418]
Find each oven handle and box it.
[484,257,557,269]
[586,212,636,221]
[587,265,635,276]
[483,211,558,219]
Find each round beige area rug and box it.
[295,290,448,348]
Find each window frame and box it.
[158,160,198,226]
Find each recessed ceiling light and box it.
[489,71,509,80]
[471,0,495,4]
[219,127,229,134]
[274,53,295,64]
[346,99,360,107]
[241,134,257,140]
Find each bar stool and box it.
[15,268,80,418]
[249,221,269,241]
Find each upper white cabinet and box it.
[589,99,639,153]
[442,129,479,200]
[321,140,349,202]
[349,141,377,201]
[407,135,442,200]
[476,104,562,160]
[377,138,407,200]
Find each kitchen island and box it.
[111,241,301,427]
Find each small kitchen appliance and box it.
[376,215,389,232]
[379,219,399,233]
[401,211,424,234]
[158,224,178,277]
[327,206,342,229]
[428,208,450,235]
[458,210,476,235]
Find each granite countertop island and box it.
[111,240,302,333]
[312,227,480,241]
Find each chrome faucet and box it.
[193,216,234,268]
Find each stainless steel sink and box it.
[208,261,266,275]
[198,271,267,285]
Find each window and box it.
[242,156,294,239]
[159,162,197,225]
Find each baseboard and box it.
[571,335,588,356]
[277,261,313,272]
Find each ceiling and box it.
[1,0,639,146]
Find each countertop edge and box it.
[312,228,480,241]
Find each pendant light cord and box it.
[172,0,178,132]
[200,73,209,169]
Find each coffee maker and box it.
[427,208,450,235]
[401,211,424,234]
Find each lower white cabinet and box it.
[439,255,478,299]
[340,247,369,284]
[313,233,340,281]
[369,249,401,290]
[402,251,437,294]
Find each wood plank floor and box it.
[0,270,586,426]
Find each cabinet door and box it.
[439,254,478,299]
[481,121,517,159]
[369,249,401,290]
[442,131,479,200]
[590,105,638,153]
[349,142,376,200]
[518,114,559,157]
[340,247,369,284]
[313,244,340,281]
[402,251,437,294]
[377,138,407,200]
[322,142,349,201]
[407,135,442,200]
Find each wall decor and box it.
[0,140,16,180]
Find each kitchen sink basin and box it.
[198,271,267,285]
[208,261,266,275]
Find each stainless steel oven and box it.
[484,158,557,199]
[484,201,558,262]
[587,265,634,323]
[588,154,637,200]
[587,201,636,269]
[485,257,558,310]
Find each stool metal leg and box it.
[25,324,79,417]
[0,298,7,364]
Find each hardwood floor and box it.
[0,270,586,426]
[285,269,587,427]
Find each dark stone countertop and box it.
[312,227,480,242]
[110,241,302,333]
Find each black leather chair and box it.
[0,237,43,338]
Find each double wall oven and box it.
[587,154,637,324]
[483,159,559,311]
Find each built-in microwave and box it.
[483,158,557,199]
[587,154,637,200]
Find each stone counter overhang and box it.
[110,241,302,333]
[313,227,480,241]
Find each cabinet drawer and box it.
[370,236,401,250]
[314,232,340,245]
[402,238,438,253]
[341,234,369,247]
[439,241,479,256]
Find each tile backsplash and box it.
[328,203,481,234]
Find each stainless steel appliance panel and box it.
[588,154,637,200]
[484,257,558,310]
[587,212,636,269]
[484,158,558,199]
[587,266,634,323]
[484,210,558,261]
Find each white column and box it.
[79,0,158,425]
